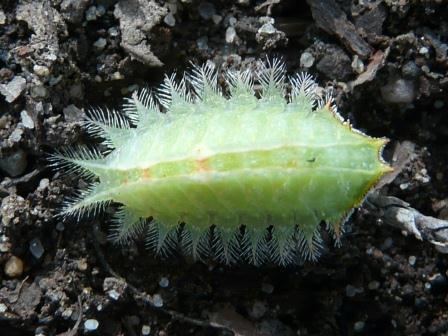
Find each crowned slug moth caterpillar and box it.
[51,59,392,266]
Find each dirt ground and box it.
[1,0,448,335]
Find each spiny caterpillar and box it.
[51,59,392,266]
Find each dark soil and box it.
[1,1,448,335]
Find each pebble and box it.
[408,255,416,266]
[152,294,164,307]
[85,6,97,21]
[0,10,5,25]
[354,321,365,332]
[8,127,24,143]
[402,61,420,78]
[107,289,121,300]
[141,325,151,336]
[381,237,393,251]
[33,65,50,77]
[345,284,363,297]
[0,149,28,177]
[250,301,267,319]
[93,38,107,50]
[21,110,35,129]
[212,14,222,25]
[261,282,274,294]
[381,78,415,104]
[84,319,99,331]
[30,85,48,99]
[434,100,444,109]
[196,36,208,50]
[164,13,176,27]
[63,104,83,122]
[300,51,315,68]
[4,255,24,278]
[159,277,169,288]
[108,27,119,37]
[351,55,365,74]
[198,2,216,20]
[29,238,45,259]
[225,26,237,43]
[419,46,429,55]
[0,303,7,313]
[258,22,276,35]
[0,76,27,103]
[368,281,380,290]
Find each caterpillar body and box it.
[51,60,392,266]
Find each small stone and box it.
[0,10,6,25]
[261,283,274,294]
[212,14,222,25]
[9,127,23,143]
[29,238,45,259]
[4,255,24,278]
[96,5,106,16]
[225,26,237,43]
[0,303,7,313]
[56,222,65,231]
[419,46,429,54]
[0,149,28,177]
[30,85,48,99]
[258,23,276,35]
[77,258,88,271]
[351,55,365,74]
[196,36,208,50]
[21,110,35,129]
[354,321,365,332]
[434,100,444,109]
[84,319,99,331]
[198,2,216,20]
[300,52,315,68]
[402,61,420,78]
[33,65,50,77]
[408,255,416,266]
[381,78,415,104]
[107,289,121,300]
[250,301,267,319]
[63,104,84,122]
[93,38,107,50]
[85,6,97,21]
[164,13,176,27]
[368,281,380,290]
[159,277,169,288]
[141,325,151,336]
[0,76,26,103]
[381,237,393,251]
[152,294,163,307]
[108,27,119,37]
[345,284,363,297]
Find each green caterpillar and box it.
[51,59,392,266]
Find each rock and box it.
[33,65,50,77]
[316,46,352,80]
[4,256,24,278]
[60,0,90,24]
[21,110,35,129]
[300,51,315,68]
[93,37,107,50]
[0,10,6,25]
[198,2,216,20]
[84,319,99,331]
[0,76,26,103]
[29,238,45,259]
[381,78,415,104]
[159,277,169,288]
[152,293,163,307]
[225,26,237,43]
[164,13,176,27]
[0,149,28,177]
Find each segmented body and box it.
[51,60,391,265]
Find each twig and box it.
[366,192,448,253]
[91,223,233,333]
[254,0,280,16]
[57,296,83,336]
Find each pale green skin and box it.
[58,66,391,265]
